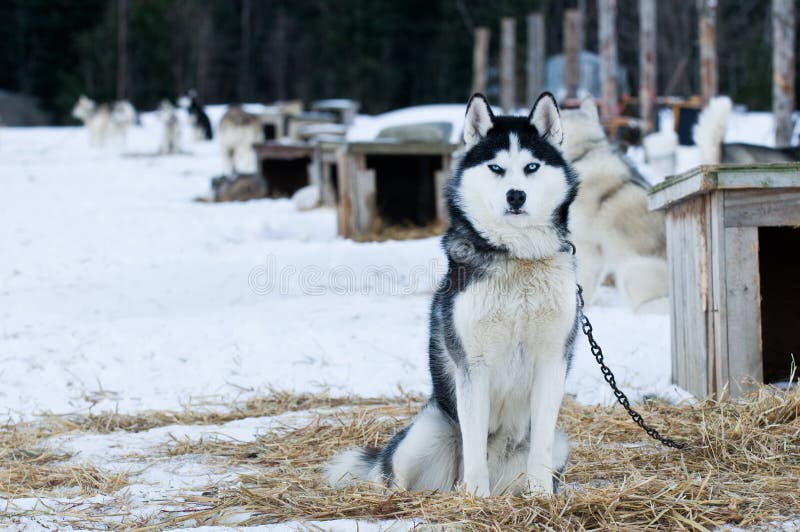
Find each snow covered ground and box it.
[0,112,684,422]
[1,107,689,530]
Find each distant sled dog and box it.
[218,105,264,174]
[72,95,136,148]
[694,96,800,164]
[158,100,182,154]
[324,93,578,496]
[560,99,668,313]
[178,89,213,140]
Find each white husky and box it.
[72,95,135,148]
[325,93,578,496]
[218,106,264,174]
[561,99,668,313]
[158,100,182,154]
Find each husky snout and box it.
[506,189,527,212]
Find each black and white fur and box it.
[324,93,579,496]
[179,89,213,140]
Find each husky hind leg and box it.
[323,402,460,492]
[616,255,669,314]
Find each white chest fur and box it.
[452,253,576,439]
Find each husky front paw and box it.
[524,471,555,496]
[461,474,491,497]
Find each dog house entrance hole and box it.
[366,154,440,226]
[262,158,310,198]
[263,124,277,140]
[759,227,800,384]
[328,163,339,198]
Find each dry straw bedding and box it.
[2,387,799,530]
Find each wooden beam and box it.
[598,0,618,118]
[500,17,516,112]
[773,0,796,146]
[564,9,581,100]
[471,27,490,96]
[698,0,718,106]
[639,0,657,132]
[526,13,545,105]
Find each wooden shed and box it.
[337,141,457,239]
[649,163,800,399]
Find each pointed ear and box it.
[580,97,600,122]
[463,93,494,148]
[529,92,563,146]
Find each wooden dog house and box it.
[649,163,800,398]
[253,142,314,198]
[336,141,457,239]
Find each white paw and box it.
[462,475,491,497]
[524,471,554,496]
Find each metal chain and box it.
[576,283,688,450]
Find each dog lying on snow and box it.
[325,93,577,496]
[560,99,668,314]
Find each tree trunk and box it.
[698,0,717,106]
[471,27,490,96]
[500,17,516,112]
[526,13,545,105]
[564,9,581,100]
[639,0,657,132]
[195,3,212,99]
[773,0,795,146]
[116,0,128,100]
[239,0,253,100]
[598,0,618,118]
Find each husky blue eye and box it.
[524,162,540,174]
[487,164,505,175]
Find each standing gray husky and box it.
[324,93,579,496]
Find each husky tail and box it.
[323,447,380,487]
[693,96,732,164]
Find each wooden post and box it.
[116,0,128,99]
[471,27,490,95]
[639,0,657,132]
[564,9,581,100]
[500,17,516,112]
[773,0,796,146]
[526,13,545,105]
[598,0,618,118]
[698,0,718,106]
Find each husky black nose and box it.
[506,189,526,209]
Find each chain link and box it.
[576,283,688,450]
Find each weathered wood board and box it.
[650,163,800,399]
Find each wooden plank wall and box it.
[722,225,763,395]
[666,195,711,397]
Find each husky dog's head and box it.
[72,95,96,122]
[447,93,578,260]
[560,98,608,163]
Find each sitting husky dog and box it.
[561,99,668,313]
[324,93,578,496]
[178,89,213,141]
[158,100,182,154]
[73,95,136,148]
[695,96,800,164]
